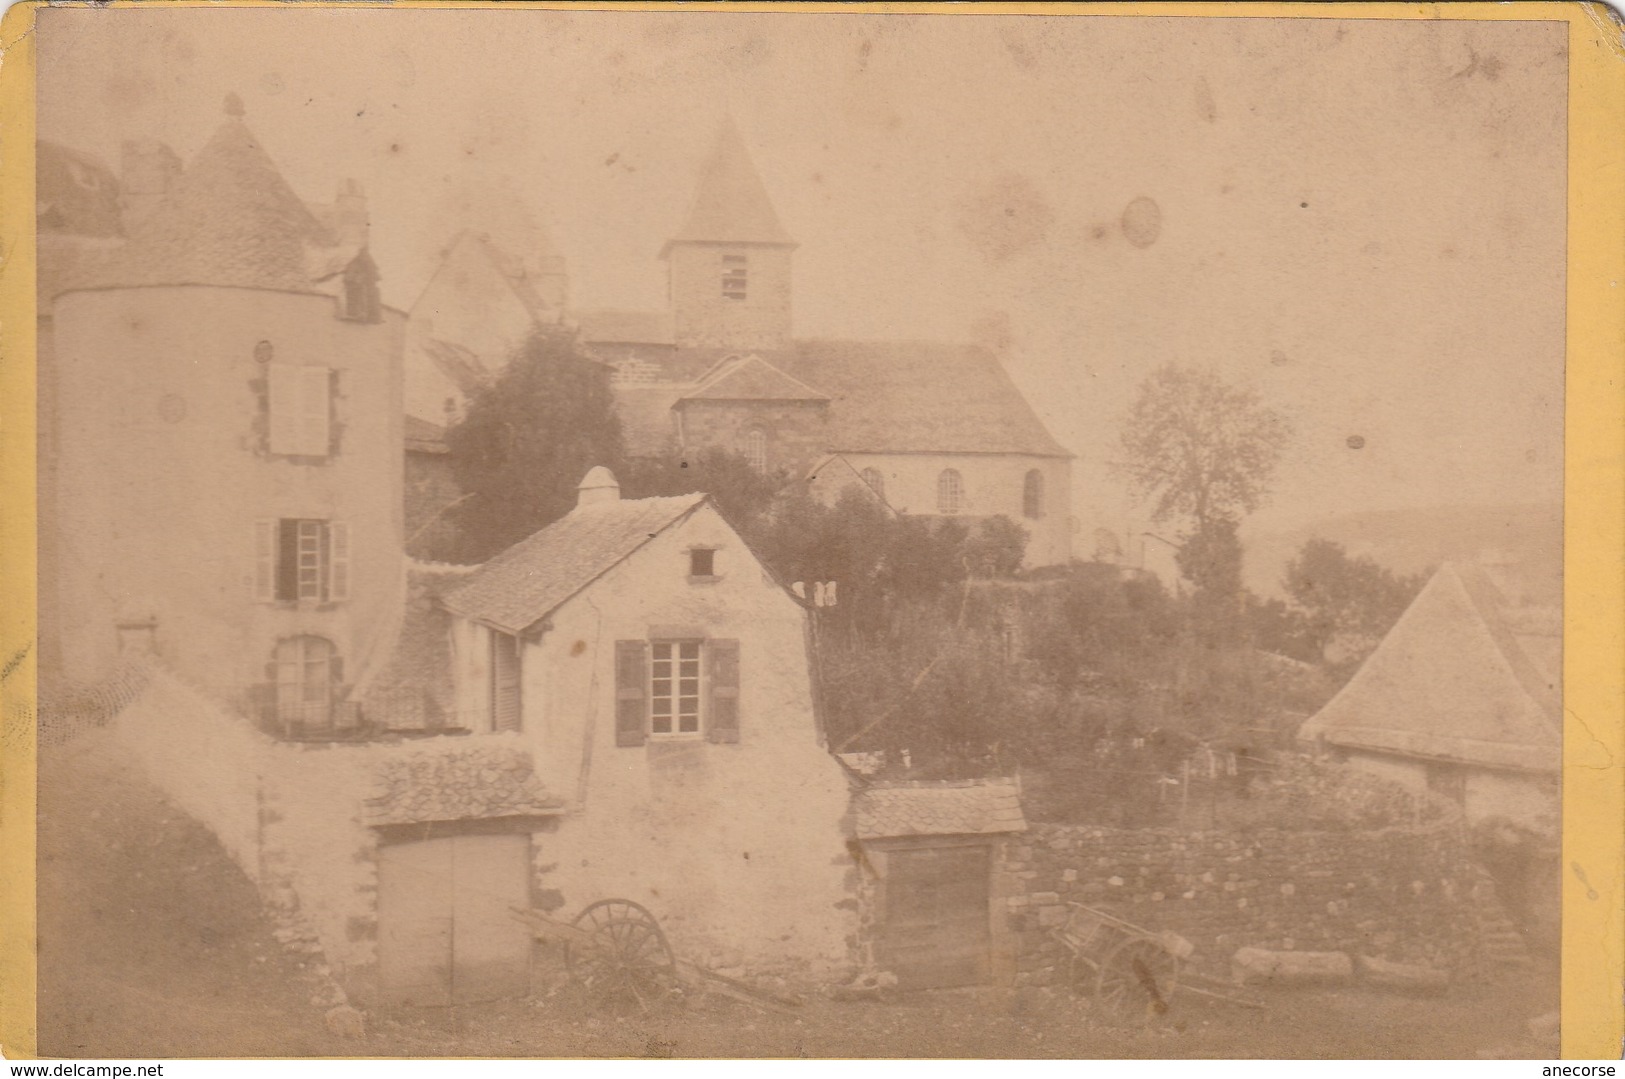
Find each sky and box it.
[35,8,1568,548]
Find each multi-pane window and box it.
[650,641,702,736]
[860,467,885,500]
[937,469,964,515]
[743,429,767,473]
[721,253,748,301]
[1023,469,1045,519]
[267,363,332,457]
[271,635,337,729]
[255,519,350,603]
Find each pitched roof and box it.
[1299,563,1561,772]
[442,494,707,633]
[779,340,1072,457]
[404,415,450,454]
[418,231,562,324]
[36,140,123,238]
[365,740,562,826]
[577,307,675,346]
[663,117,795,253]
[682,354,829,402]
[854,778,1028,840]
[71,106,345,294]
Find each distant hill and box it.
[1243,503,1562,602]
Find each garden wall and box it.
[1001,819,1486,987]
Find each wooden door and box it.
[881,844,992,990]
[377,833,533,1007]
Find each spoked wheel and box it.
[564,899,678,1015]
[1094,939,1178,1023]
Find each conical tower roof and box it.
[87,95,338,292]
[662,117,794,255]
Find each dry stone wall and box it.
[1002,820,1486,987]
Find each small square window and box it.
[690,549,716,577]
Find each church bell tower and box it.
[662,118,796,352]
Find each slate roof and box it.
[36,140,123,238]
[65,105,350,295]
[1299,563,1562,772]
[853,778,1028,840]
[442,494,707,634]
[404,416,450,454]
[683,354,829,402]
[577,307,675,346]
[663,117,795,252]
[365,740,562,826]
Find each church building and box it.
[405,118,1076,568]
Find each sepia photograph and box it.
[10,1,1603,1060]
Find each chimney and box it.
[119,139,182,230]
[334,178,369,248]
[576,466,621,509]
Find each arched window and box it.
[270,635,338,734]
[860,467,885,500]
[1023,469,1044,519]
[742,429,768,473]
[937,469,964,515]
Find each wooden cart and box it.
[1050,901,1192,1022]
[512,900,801,1016]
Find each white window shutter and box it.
[328,521,350,602]
[253,519,277,601]
[299,366,331,456]
[266,364,300,454]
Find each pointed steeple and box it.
[662,117,795,256]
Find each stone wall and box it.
[1001,819,1485,987]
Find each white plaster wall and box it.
[110,669,269,883]
[820,452,1074,568]
[477,502,854,976]
[49,286,406,693]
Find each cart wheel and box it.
[564,899,678,1014]
[1094,939,1178,1023]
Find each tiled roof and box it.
[578,307,675,346]
[606,339,1071,459]
[682,355,830,402]
[69,113,345,295]
[854,778,1028,840]
[36,140,123,238]
[404,416,450,454]
[780,340,1071,458]
[664,117,795,251]
[364,739,562,826]
[1300,563,1562,772]
[442,493,707,633]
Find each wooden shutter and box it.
[491,633,521,733]
[614,640,649,747]
[328,521,351,601]
[706,639,741,744]
[266,364,301,454]
[253,519,277,601]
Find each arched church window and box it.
[860,467,885,501]
[937,469,964,515]
[743,429,768,473]
[1023,469,1044,519]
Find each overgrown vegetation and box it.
[438,345,1425,826]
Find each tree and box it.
[1282,539,1426,668]
[1116,364,1293,533]
[443,327,624,562]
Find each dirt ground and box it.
[33,732,1561,1060]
